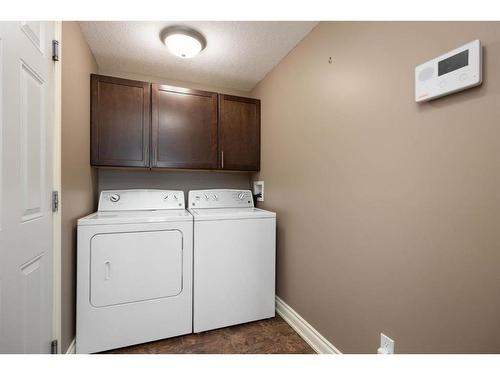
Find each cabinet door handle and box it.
[104,261,111,280]
[221,151,224,169]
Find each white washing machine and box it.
[76,189,193,353]
[188,189,276,333]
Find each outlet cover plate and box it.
[380,333,395,354]
[253,181,264,202]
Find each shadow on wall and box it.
[96,169,254,205]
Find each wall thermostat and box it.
[415,40,482,102]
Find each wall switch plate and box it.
[253,181,264,202]
[378,333,395,354]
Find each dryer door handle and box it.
[104,261,111,280]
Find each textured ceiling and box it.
[79,21,318,92]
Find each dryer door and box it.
[90,230,183,307]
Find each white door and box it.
[0,21,55,353]
[90,230,183,307]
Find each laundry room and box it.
[3,1,500,373]
[60,19,500,356]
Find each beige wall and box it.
[61,21,98,353]
[252,22,500,353]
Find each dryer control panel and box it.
[188,189,254,209]
[98,189,185,211]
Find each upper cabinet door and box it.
[151,84,218,169]
[91,74,151,167]
[219,95,261,171]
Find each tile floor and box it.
[102,316,315,354]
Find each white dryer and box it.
[188,189,276,333]
[76,189,192,353]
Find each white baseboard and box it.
[275,296,341,354]
[65,338,76,354]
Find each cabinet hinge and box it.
[51,339,58,354]
[52,190,59,212]
[52,40,59,61]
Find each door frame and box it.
[52,20,62,353]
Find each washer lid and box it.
[78,209,192,226]
[189,207,276,221]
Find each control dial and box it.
[238,192,245,200]
[110,194,120,203]
[212,194,219,201]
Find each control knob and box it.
[238,192,245,200]
[110,194,120,202]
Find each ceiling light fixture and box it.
[160,26,207,59]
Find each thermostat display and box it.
[438,50,468,76]
[415,40,482,102]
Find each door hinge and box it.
[52,40,59,62]
[52,190,59,212]
[51,339,58,354]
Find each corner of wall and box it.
[60,20,99,354]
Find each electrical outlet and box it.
[378,333,395,354]
[253,181,264,202]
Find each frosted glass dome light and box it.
[161,26,206,59]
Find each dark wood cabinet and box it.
[91,74,150,167]
[90,75,261,171]
[152,84,218,169]
[218,94,261,171]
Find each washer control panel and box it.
[188,189,254,209]
[98,189,185,211]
